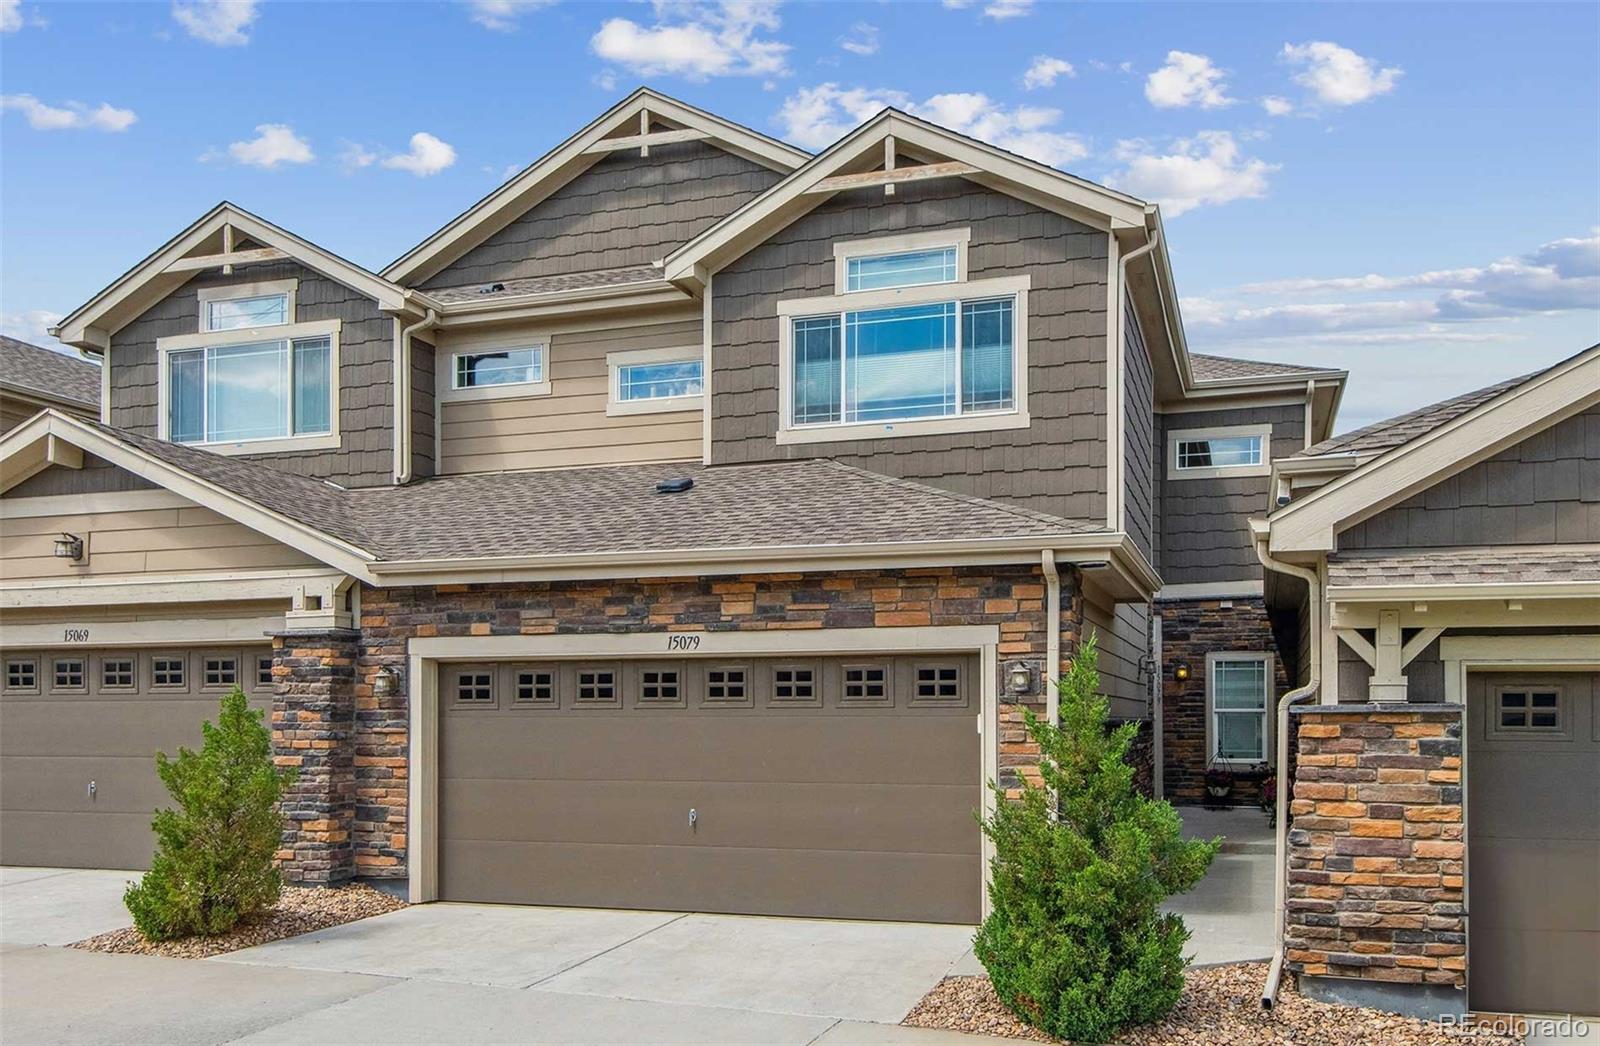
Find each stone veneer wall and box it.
[271,629,359,884]
[1284,705,1465,991]
[349,565,1083,881]
[1158,597,1289,804]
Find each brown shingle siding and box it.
[1123,291,1156,563]
[710,178,1109,525]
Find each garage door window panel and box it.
[149,654,189,692]
[252,655,275,692]
[631,662,686,709]
[449,665,497,710]
[841,663,893,707]
[911,661,967,708]
[202,653,240,692]
[5,657,40,695]
[51,658,87,694]
[573,664,622,709]
[99,654,138,692]
[767,662,822,708]
[702,664,754,709]
[510,665,558,709]
[1489,685,1572,741]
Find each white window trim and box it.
[775,273,1030,447]
[605,345,705,417]
[1167,423,1273,481]
[1205,651,1274,768]
[155,318,341,456]
[196,279,298,334]
[832,228,972,294]
[441,342,551,403]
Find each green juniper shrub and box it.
[124,687,296,941]
[974,634,1219,1043]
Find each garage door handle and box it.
[87,780,96,800]
[688,808,697,831]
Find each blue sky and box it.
[2,0,1596,431]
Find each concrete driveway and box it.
[0,867,1005,1046]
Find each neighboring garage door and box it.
[439,654,982,923]
[0,647,274,870]
[1467,671,1600,1015]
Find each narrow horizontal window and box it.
[1177,435,1263,471]
[205,293,289,332]
[618,359,702,402]
[792,296,1015,428]
[846,246,958,292]
[453,346,543,389]
[168,336,333,445]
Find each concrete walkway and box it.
[1165,806,1277,966]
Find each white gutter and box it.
[1041,549,1061,726]
[1253,525,1322,1009]
[1110,225,1161,531]
[394,307,439,484]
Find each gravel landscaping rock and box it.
[904,962,1523,1045]
[69,884,405,960]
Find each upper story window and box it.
[607,346,704,416]
[158,280,339,455]
[1166,424,1273,480]
[846,247,959,292]
[454,346,544,389]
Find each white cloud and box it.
[1144,50,1232,109]
[591,1,789,80]
[838,22,877,56]
[1107,131,1275,216]
[380,131,457,176]
[775,83,1088,167]
[1261,95,1293,117]
[983,0,1032,19]
[338,141,377,171]
[1,94,137,132]
[1022,55,1074,90]
[1281,40,1401,106]
[172,0,258,46]
[1,1,24,32]
[466,0,556,32]
[213,123,314,168]
[1,309,70,350]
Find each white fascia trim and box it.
[0,567,347,609]
[0,385,100,419]
[1156,580,1265,601]
[0,615,289,649]
[0,412,378,582]
[0,488,194,518]
[663,112,1145,287]
[1327,580,1600,602]
[431,286,692,328]
[1269,347,1600,553]
[410,624,1003,661]
[384,89,807,286]
[53,203,409,349]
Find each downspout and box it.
[1041,550,1061,727]
[1253,528,1322,1009]
[394,307,439,485]
[1109,225,1161,531]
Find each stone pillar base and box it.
[271,628,360,885]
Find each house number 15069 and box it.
[63,628,91,643]
[666,635,701,651]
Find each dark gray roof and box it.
[425,264,664,305]
[0,336,101,408]
[1329,546,1600,588]
[1189,352,1340,383]
[1294,373,1531,460]
[79,423,1105,563]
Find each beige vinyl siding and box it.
[1083,595,1150,719]
[2,402,37,433]
[0,503,317,581]
[437,317,703,475]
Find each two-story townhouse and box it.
[1,89,1339,927]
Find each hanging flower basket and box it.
[1203,761,1235,808]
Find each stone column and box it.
[1284,704,1465,1018]
[271,628,360,885]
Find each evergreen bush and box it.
[124,687,295,940]
[974,634,1219,1042]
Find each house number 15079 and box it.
[666,635,701,651]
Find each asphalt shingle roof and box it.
[1189,352,1339,384]
[77,424,1105,563]
[1328,546,1600,588]
[1294,374,1531,460]
[425,264,664,305]
[0,336,101,409]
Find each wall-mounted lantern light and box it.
[1173,661,1191,682]
[53,533,84,561]
[1007,661,1035,696]
[372,666,400,697]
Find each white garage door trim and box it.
[1441,634,1600,704]
[407,625,1004,912]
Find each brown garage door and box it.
[0,646,273,870]
[1467,671,1600,1015]
[439,654,982,923]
